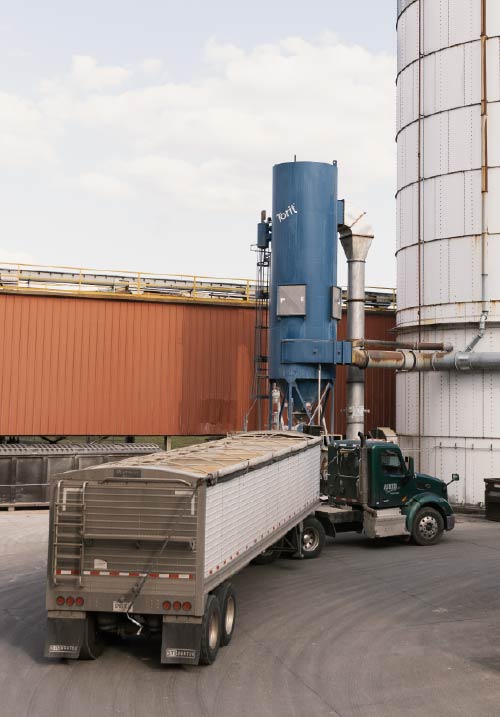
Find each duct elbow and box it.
[338,202,374,262]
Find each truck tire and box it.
[301,516,326,559]
[79,614,103,660]
[411,507,444,546]
[199,594,222,665]
[213,583,236,647]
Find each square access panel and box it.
[277,285,306,316]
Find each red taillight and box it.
[162,600,171,610]
[56,596,65,606]
[173,601,181,611]
[75,597,84,607]
[182,602,192,611]
[66,596,74,607]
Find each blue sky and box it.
[0,1,397,286]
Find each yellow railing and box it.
[0,261,397,310]
[0,262,257,306]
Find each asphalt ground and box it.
[2,512,500,717]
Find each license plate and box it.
[165,648,196,659]
[113,601,132,612]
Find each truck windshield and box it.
[338,450,359,478]
[380,450,405,476]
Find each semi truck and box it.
[316,434,458,545]
[44,431,324,665]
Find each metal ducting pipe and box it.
[352,349,500,372]
[352,339,454,352]
[339,204,374,439]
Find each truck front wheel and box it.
[301,517,326,559]
[411,507,444,546]
[199,595,221,665]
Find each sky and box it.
[0,0,397,288]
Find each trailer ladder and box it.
[52,481,87,586]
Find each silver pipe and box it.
[351,349,500,372]
[352,339,453,352]
[339,204,374,439]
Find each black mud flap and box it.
[161,620,202,665]
[44,616,86,659]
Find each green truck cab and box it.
[317,439,458,545]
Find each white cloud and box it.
[0,36,397,283]
[79,172,132,198]
[70,55,131,91]
[0,91,56,166]
[0,248,38,265]
[140,58,164,76]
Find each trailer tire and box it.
[301,517,326,559]
[411,507,444,546]
[79,614,103,660]
[199,595,221,665]
[214,583,236,647]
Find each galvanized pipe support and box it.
[339,205,374,440]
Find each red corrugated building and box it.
[0,286,396,437]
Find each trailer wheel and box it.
[301,516,326,559]
[79,614,103,660]
[199,595,221,665]
[214,583,236,647]
[411,507,444,546]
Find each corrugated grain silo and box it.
[396,0,500,505]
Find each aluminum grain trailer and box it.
[45,431,323,665]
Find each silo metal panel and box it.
[397,184,418,251]
[423,112,449,178]
[423,372,450,437]
[435,440,467,504]
[486,38,500,101]
[422,0,448,54]
[464,42,481,105]
[487,0,500,34]
[398,1,419,71]
[422,240,449,306]
[398,123,419,188]
[447,236,481,303]
[398,0,416,18]
[464,170,482,235]
[397,64,418,131]
[487,169,500,234]
[448,106,481,174]
[438,173,467,239]
[440,46,470,111]
[489,105,500,165]
[448,0,481,46]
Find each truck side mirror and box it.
[447,473,460,486]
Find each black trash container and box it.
[484,479,500,521]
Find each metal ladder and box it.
[249,237,271,429]
[52,480,87,586]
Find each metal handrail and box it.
[0,261,396,309]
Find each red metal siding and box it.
[334,311,396,436]
[0,294,396,436]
